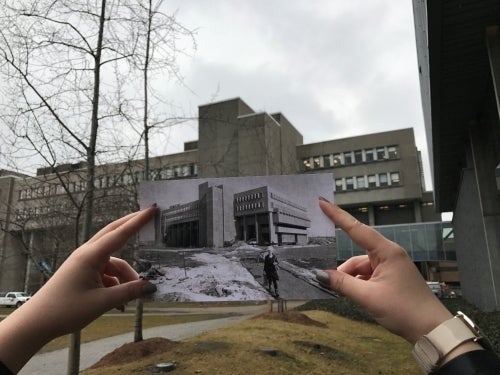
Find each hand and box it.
[315,199,453,344]
[0,205,158,373]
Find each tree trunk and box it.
[133,0,153,343]
[67,0,106,373]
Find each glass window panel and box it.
[365,148,375,162]
[390,172,401,185]
[345,177,354,190]
[313,156,321,168]
[354,150,363,163]
[356,176,366,189]
[394,225,413,254]
[333,153,342,166]
[388,145,398,159]
[303,158,312,170]
[376,147,386,160]
[323,154,332,167]
[379,173,388,186]
[335,179,344,192]
[344,151,353,165]
[368,174,377,188]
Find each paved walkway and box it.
[19,316,246,375]
[19,301,305,374]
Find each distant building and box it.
[160,182,310,248]
[0,97,448,292]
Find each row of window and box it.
[235,192,264,203]
[235,202,265,212]
[269,192,307,212]
[303,145,399,170]
[150,164,197,181]
[335,171,401,192]
[18,163,198,200]
[15,199,132,221]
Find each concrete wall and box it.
[198,98,254,177]
[0,175,26,291]
[454,168,500,310]
[297,128,423,207]
[272,113,304,175]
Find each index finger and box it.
[319,199,392,254]
[86,205,158,259]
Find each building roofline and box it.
[298,127,415,148]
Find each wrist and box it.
[440,341,484,367]
[412,311,490,373]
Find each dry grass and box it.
[39,313,232,353]
[82,310,420,375]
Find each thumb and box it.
[101,279,157,310]
[316,269,367,302]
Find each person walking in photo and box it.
[263,246,279,297]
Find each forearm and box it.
[0,302,54,373]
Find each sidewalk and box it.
[19,315,246,375]
[19,301,305,374]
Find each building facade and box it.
[0,97,445,292]
[160,182,311,248]
[413,0,500,310]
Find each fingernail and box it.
[142,281,157,294]
[315,270,331,285]
[319,196,331,203]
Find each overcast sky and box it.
[154,0,431,189]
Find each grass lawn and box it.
[81,310,420,375]
[40,313,234,353]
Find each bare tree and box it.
[117,0,196,342]
[0,1,138,373]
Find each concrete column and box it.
[254,214,259,243]
[486,26,500,121]
[454,124,500,311]
[368,205,375,226]
[414,200,423,223]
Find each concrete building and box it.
[0,97,445,292]
[160,182,310,248]
[298,128,438,226]
[413,0,500,310]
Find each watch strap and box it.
[413,315,478,373]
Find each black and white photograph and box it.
[138,174,336,302]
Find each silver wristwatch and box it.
[412,311,490,373]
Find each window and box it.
[335,179,344,192]
[356,176,366,189]
[367,175,377,188]
[332,153,342,166]
[190,164,197,176]
[387,146,398,159]
[376,147,386,160]
[166,167,174,179]
[345,177,354,190]
[390,172,401,185]
[344,151,353,165]
[365,148,375,162]
[323,154,332,167]
[379,173,388,187]
[313,156,321,168]
[303,158,312,170]
[182,165,190,177]
[354,150,363,163]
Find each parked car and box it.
[426,281,442,298]
[0,292,31,308]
